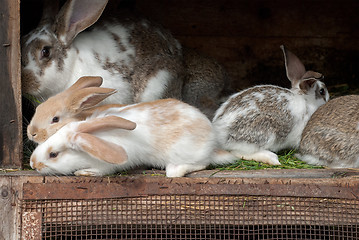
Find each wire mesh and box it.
[21,195,359,239]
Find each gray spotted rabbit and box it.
[212,45,329,165]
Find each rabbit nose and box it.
[27,125,37,137]
[27,131,37,141]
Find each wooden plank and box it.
[0,177,15,240]
[134,0,359,38]
[0,0,22,167]
[176,36,359,90]
[22,180,359,200]
[130,0,359,89]
[21,171,359,200]
[0,174,43,239]
[187,168,359,179]
[3,168,358,179]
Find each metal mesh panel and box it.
[21,195,359,239]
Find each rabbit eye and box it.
[319,88,326,95]
[51,116,59,123]
[41,47,51,58]
[49,152,59,158]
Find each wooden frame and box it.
[0,0,22,168]
[1,169,359,239]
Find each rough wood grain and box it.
[0,177,14,240]
[0,0,22,168]
[0,174,43,240]
[132,0,359,89]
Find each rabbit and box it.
[27,76,127,144]
[29,99,237,177]
[211,45,329,165]
[296,95,359,168]
[21,0,184,105]
[182,48,234,119]
[21,0,231,119]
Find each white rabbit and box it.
[212,45,329,165]
[30,99,237,177]
[27,76,125,144]
[21,0,231,118]
[297,95,359,168]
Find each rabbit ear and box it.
[75,132,128,164]
[280,45,306,85]
[77,116,137,133]
[53,0,109,46]
[299,79,317,93]
[67,76,104,92]
[301,71,324,81]
[67,87,117,113]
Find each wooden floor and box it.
[2,168,359,239]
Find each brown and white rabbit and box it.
[29,99,237,177]
[212,45,329,165]
[297,95,359,168]
[21,0,231,118]
[27,76,124,144]
[21,0,184,104]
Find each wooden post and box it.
[0,174,44,240]
[0,0,22,168]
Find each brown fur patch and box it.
[125,99,211,151]
[31,156,45,171]
[46,146,53,158]
[21,69,40,94]
[21,29,68,94]
[76,133,128,164]
[300,95,359,166]
[128,19,184,102]
[77,116,136,133]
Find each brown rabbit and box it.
[297,95,359,168]
[27,76,124,144]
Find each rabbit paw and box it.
[166,164,207,177]
[74,168,103,176]
[241,150,281,165]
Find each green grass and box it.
[211,150,324,171]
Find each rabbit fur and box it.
[21,0,231,119]
[27,76,125,144]
[212,45,329,165]
[297,95,359,168]
[30,98,237,177]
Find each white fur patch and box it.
[25,27,52,45]
[240,150,280,165]
[76,25,135,67]
[140,70,171,102]
[356,122,359,131]
[252,92,265,101]
[295,153,322,166]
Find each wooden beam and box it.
[0,174,43,239]
[0,0,22,167]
